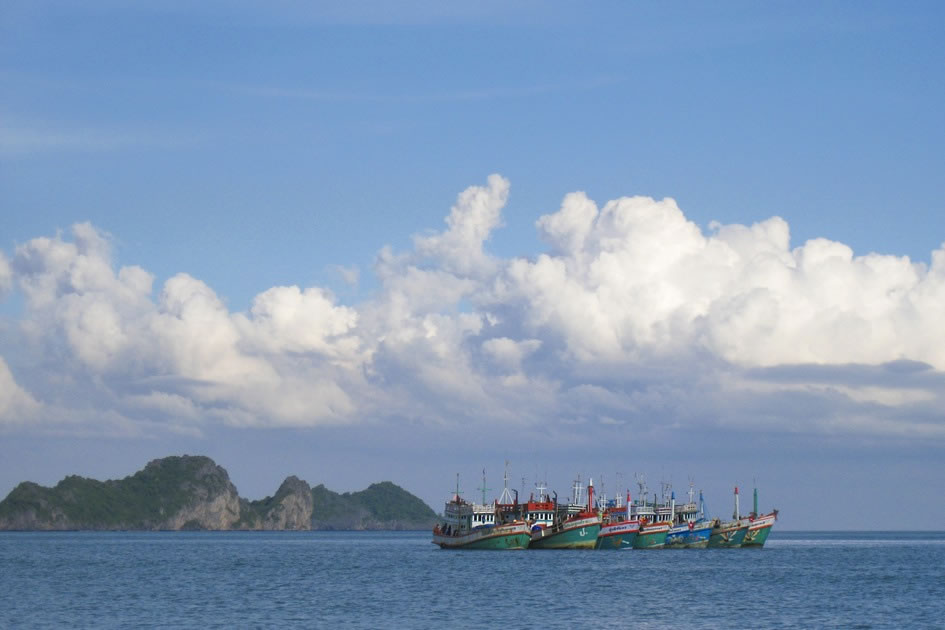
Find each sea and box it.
[1,531,943,629]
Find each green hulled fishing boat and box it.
[529,513,601,549]
[433,473,531,550]
[741,512,777,547]
[528,477,600,549]
[632,519,671,548]
[433,521,532,549]
[595,491,639,550]
[626,477,671,549]
[741,487,778,547]
[708,486,750,548]
[708,519,749,547]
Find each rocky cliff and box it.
[237,475,314,530]
[0,456,436,531]
[0,455,241,530]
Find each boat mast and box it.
[733,485,740,520]
[660,480,672,522]
[753,479,759,517]
[572,475,584,507]
[635,473,648,520]
[477,468,491,505]
[535,478,547,502]
[497,460,516,505]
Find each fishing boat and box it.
[432,473,531,550]
[708,519,748,548]
[595,490,639,550]
[708,486,749,548]
[634,519,671,549]
[741,486,778,548]
[665,484,712,549]
[630,477,672,549]
[521,480,557,532]
[529,477,601,549]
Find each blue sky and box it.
[2,1,944,529]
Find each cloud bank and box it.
[2,176,944,439]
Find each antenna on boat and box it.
[498,460,516,505]
[635,473,648,507]
[454,473,463,502]
[535,478,548,501]
[478,468,491,505]
[615,472,624,508]
[660,478,672,504]
[572,474,584,506]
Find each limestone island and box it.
[0,455,437,531]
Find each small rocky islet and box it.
[0,455,437,531]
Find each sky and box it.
[2,1,944,530]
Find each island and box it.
[0,455,438,531]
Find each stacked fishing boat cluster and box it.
[432,471,777,550]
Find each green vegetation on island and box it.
[0,455,437,531]
[311,481,438,530]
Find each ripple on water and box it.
[0,531,943,629]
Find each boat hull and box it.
[708,520,749,548]
[665,521,712,549]
[595,521,639,550]
[529,516,600,549]
[742,513,777,547]
[433,523,532,550]
[632,522,671,549]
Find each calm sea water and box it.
[1,531,943,629]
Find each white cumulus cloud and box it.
[0,253,12,297]
[1,176,944,440]
[414,173,509,276]
[489,192,945,371]
[0,357,41,424]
